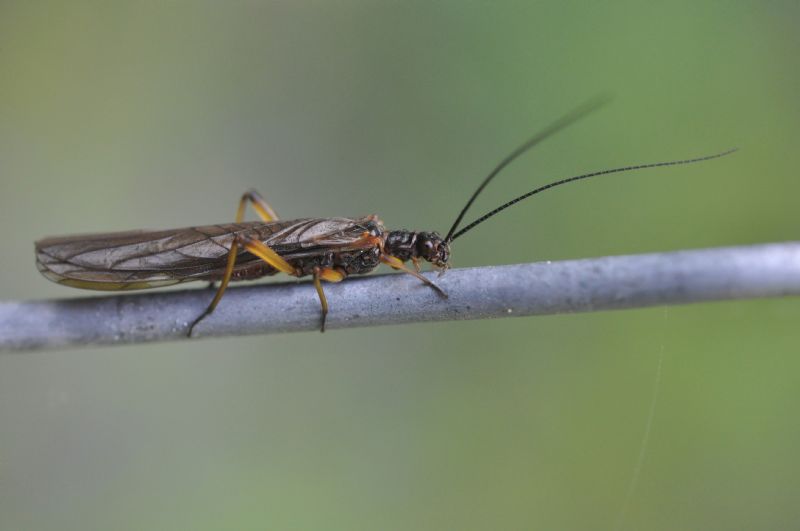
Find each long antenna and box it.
[444,95,613,243]
[449,148,738,242]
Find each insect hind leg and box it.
[236,189,279,223]
[187,234,298,337]
[187,239,241,337]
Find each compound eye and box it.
[424,240,434,250]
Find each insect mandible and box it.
[35,100,735,336]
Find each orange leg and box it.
[237,235,296,275]
[236,189,279,223]
[187,234,298,337]
[380,254,447,298]
[313,267,346,332]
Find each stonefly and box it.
[35,99,735,335]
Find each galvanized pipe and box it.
[1,242,799,352]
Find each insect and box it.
[35,100,735,336]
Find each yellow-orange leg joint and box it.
[188,235,298,337]
[236,189,279,223]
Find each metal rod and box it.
[2,242,799,352]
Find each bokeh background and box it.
[1,2,799,530]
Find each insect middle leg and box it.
[236,189,279,222]
[187,234,297,337]
[313,267,346,332]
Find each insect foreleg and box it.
[236,189,279,223]
[380,254,448,298]
[187,235,298,337]
[313,266,346,332]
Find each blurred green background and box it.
[1,2,799,530]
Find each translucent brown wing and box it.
[35,216,381,290]
[257,216,382,255]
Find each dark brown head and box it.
[385,230,450,269]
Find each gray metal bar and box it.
[2,242,799,352]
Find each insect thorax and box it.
[328,246,382,276]
[385,230,450,267]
